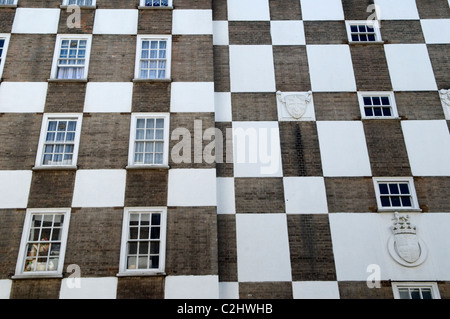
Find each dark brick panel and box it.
[363,120,412,176]
[228,21,271,45]
[44,82,86,113]
[77,113,130,169]
[217,214,237,282]
[27,170,76,208]
[0,8,15,33]
[273,45,311,92]
[325,177,378,213]
[124,169,168,207]
[212,0,227,20]
[438,282,450,299]
[18,0,61,7]
[165,206,218,276]
[64,207,123,277]
[269,0,302,20]
[338,281,394,299]
[0,114,42,170]
[58,7,95,34]
[287,214,336,281]
[96,0,139,9]
[414,177,450,212]
[132,82,171,113]
[313,92,361,121]
[239,282,293,299]
[0,209,26,279]
[231,93,278,122]
[395,91,445,120]
[304,21,347,45]
[416,0,450,19]
[138,9,172,34]
[213,45,230,92]
[10,279,61,299]
[279,121,323,177]
[174,0,211,9]
[427,44,450,89]
[116,276,165,299]
[234,178,285,214]
[215,121,233,177]
[381,20,425,44]
[342,0,374,20]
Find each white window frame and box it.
[35,113,83,169]
[62,0,96,7]
[50,34,92,81]
[118,207,167,276]
[0,34,11,79]
[358,92,399,119]
[139,0,173,9]
[0,0,18,6]
[14,208,71,278]
[346,20,383,44]
[134,35,172,81]
[127,113,170,168]
[373,177,421,212]
[392,282,441,299]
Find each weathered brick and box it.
[228,21,271,45]
[313,92,361,121]
[234,178,285,214]
[0,209,25,279]
[414,177,450,212]
[213,45,230,92]
[217,214,237,282]
[304,21,347,45]
[27,170,76,208]
[10,279,61,299]
[338,281,394,299]
[231,93,278,121]
[273,45,311,92]
[395,91,445,120]
[124,169,168,207]
[269,0,302,20]
[239,282,293,299]
[117,276,165,299]
[381,20,426,44]
[44,82,86,113]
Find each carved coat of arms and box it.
[276,91,312,120]
[388,212,427,267]
[439,89,450,119]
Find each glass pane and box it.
[129,227,139,239]
[140,213,150,225]
[129,213,139,226]
[382,107,392,117]
[380,196,391,207]
[398,289,410,299]
[138,257,147,269]
[401,196,412,207]
[372,97,381,105]
[421,289,432,299]
[150,256,159,268]
[150,227,160,239]
[151,213,161,226]
[399,183,410,195]
[150,242,160,254]
[140,227,150,239]
[389,184,400,194]
[127,256,137,269]
[391,196,401,207]
[139,242,149,254]
[410,289,421,299]
[128,242,137,254]
[379,183,389,194]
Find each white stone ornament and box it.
[439,89,450,120]
[276,91,315,121]
[388,212,427,267]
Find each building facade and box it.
[0,0,449,299]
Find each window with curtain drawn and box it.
[64,0,94,6]
[0,0,16,5]
[138,39,169,80]
[56,39,87,80]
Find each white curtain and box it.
[57,67,84,80]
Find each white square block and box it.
[0,170,32,209]
[401,120,450,176]
[170,82,215,112]
[219,282,239,299]
[227,0,270,21]
[84,82,133,113]
[236,214,292,282]
[229,45,276,93]
[283,177,328,214]
[0,280,12,299]
[216,177,235,214]
[167,169,217,206]
[59,277,118,299]
[172,10,213,35]
[317,121,372,177]
[165,275,219,299]
[213,21,229,45]
[0,82,48,113]
[307,45,356,92]
[72,170,126,207]
[420,19,450,44]
[292,281,340,299]
[374,0,419,20]
[93,9,138,34]
[384,44,437,91]
[300,0,345,21]
[270,21,305,45]
[214,92,232,122]
[232,121,283,177]
[12,8,60,34]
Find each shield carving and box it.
[277,91,312,119]
[393,233,421,264]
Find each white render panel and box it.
[227,0,270,21]
[232,121,283,177]
[384,44,437,91]
[213,21,229,45]
[84,82,133,113]
[165,275,219,299]
[93,9,138,35]
[0,170,32,209]
[300,0,345,21]
[374,0,420,20]
[0,82,48,113]
[214,92,232,122]
[12,8,60,34]
[420,19,450,44]
[236,214,292,282]
[72,169,126,208]
[172,10,213,35]
[219,282,239,299]
[216,177,236,215]
[270,21,305,45]
[59,277,118,299]
[401,120,450,176]
[229,45,276,93]
[0,280,11,299]
[170,82,215,113]
[167,169,217,206]
[283,177,328,214]
[306,45,357,92]
[292,281,340,299]
[317,121,372,177]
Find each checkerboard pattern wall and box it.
[0,0,449,299]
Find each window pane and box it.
[379,183,389,194]
[401,196,412,207]
[398,289,410,299]
[389,184,400,194]
[399,183,410,195]
[380,196,391,207]
[421,289,432,299]
[410,289,421,299]
[391,196,401,207]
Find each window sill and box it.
[132,78,171,83]
[48,78,88,83]
[349,41,385,45]
[138,6,173,10]
[0,4,17,8]
[33,165,78,171]
[126,164,170,170]
[361,117,401,120]
[60,5,97,10]
[12,273,63,280]
[377,208,423,213]
[117,271,166,277]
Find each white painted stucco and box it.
[216,177,236,215]
[172,9,213,35]
[283,177,328,214]
[227,0,270,21]
[167,169,217,206]
[170,82,215,113]
[0,170,32,209]
[270,21,305,45]
[12,8,60,34]
[165,275,219,299]
[93,9,138,35]
[59,277,118,299]
[420,19,450,44]
[300,0,344,21]
[84,82,133,113]
[0,82,48,113]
